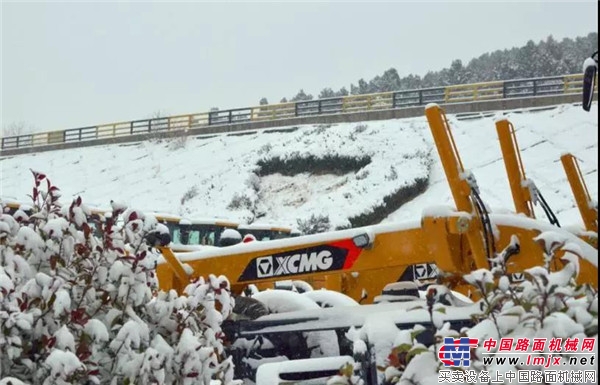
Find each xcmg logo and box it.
[256,251,333,278]
[238,245,351,282]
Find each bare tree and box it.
[2,121,35,137]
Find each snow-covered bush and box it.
[0,171,238,384]
[297,213,332,234]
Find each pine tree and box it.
[318,88,336,99]
[336,87,349,97]
[282,32,596,99]
[290,89,313,101]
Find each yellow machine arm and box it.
[495,118,562,228]
[561,153,598,234]
[424,104,489,271]
[495,119,536,217]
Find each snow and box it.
[187,218,239,225]
[42,217,68,239]
[255,355,354,384]
[0,101,597,384]
[84,319,110,343]
[110,200,128,212]
[44,350,85,380]
[252,289,320,313]
[0,266,15,294]
[238,223,291,231]
[54,325,76,352]
[0,378,28,385]
[3,104,595,234]
[583,57,597,72]
[353,314,402,369]
[53,289,72,316]
[155,223,170,235]
[221,228,241,241]
[491,213,597,267]
[159,220,420,265]
[463,269,494,286]
[238,299,481,338]
[385,103,598,228]
[16,226,45,252]
[302,289,360,308]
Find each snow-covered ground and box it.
[1,103,597,231]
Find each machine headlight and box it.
[352,232,374,249]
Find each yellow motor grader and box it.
[154,104,598,302]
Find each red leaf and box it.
[70,308,88,326]
[35,171,46,181]
[77,339,89,353]
[128,211,138,222]
[82,223,91,238]
[76,244,88,256]
[88,369,100,376]
[186,372,199,378]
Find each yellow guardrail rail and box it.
[1,73,594,151]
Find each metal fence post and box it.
[533,80,537,96]
[418,90,423,105]
[130,121,134,135]
[295,103,299,117]
[228,110,233,124]
[502,82,507,98]
[318,100,322,114]
[16,136,20,148]
[392,92,397,109]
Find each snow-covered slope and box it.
[1,103,597,230]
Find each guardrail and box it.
[1,73,594,151]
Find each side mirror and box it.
[583,56,598,112]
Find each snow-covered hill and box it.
[1,103,597,230]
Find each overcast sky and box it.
[1,1,598,133]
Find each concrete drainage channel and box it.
[454,104,568,121]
